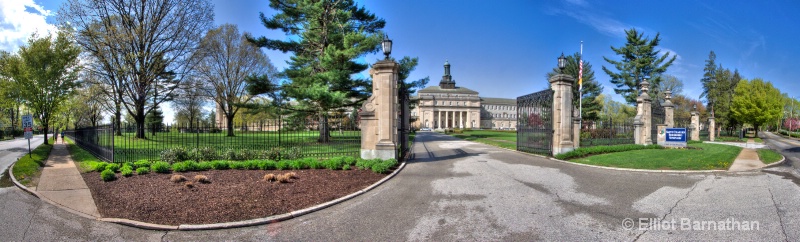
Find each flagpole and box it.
[579,41,583,130]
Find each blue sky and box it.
[6,0,800,123]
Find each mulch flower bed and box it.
[81,169,387,225]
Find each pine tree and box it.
[547,52,604,121]
[700,51,717,101]
[602,29,677,104]
[146,106,164,136]
[248,0,385,142]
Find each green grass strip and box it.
[12,137,55,185]
[757,149,783,164]
[448,130,517,150]
[570,143,741,170]
[64,137,105,173]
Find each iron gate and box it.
[651,100,665,144]
[516,89,553,156]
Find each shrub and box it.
[160,147,188,164]
[187,148,201,162]
[288,160,305,170]
[238,149,258,161]
[172,162,189,172]
[265,147,282,161]
[211,160,230,170]
[196,161,212,171]
[100,169,116,182]
[151,161,171,173]
[198,147,218,161]
[106,163,121,173]
[133,160,150,169]
[93,162,108,172]
[194,175,209,183]
[224,149,237,160]
[343,156,357,166]
[229,161,246,170]
[263,173,276,182]
[283,147,302,160]
[242,160,261,170]
[136,167,150,175]
[120,166,133,177]
[305,158,322,169]
[356,158,378,170]
[258,160,276,170]
[342,164,350,170]
[323,157,344,170]
[554,144,664,160]
[170,174,187,183]
[275,160,289,170]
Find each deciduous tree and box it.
[731,78,782,136]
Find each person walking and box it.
[61,130,65,144]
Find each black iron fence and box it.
[67,112,361,163]
[580,118,635,147]
[516,89,553,156]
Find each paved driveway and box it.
[0,132,798,240]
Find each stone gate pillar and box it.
[663,90,674,128]
[709,115,716,141]
[573,108,581,148]
[360,60,398,160]
[549,73,576,154]
[690,106,700,141]
[634,80,652,145]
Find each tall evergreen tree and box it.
[145,105,165,136]
[547,52,604,120]
[700,51,717,101]
[247,0,385,142]
[396,56,430,108]
[602,29,677,104]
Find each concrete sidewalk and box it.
[34,136,100,218]
[728,138,765,172]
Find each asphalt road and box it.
[0,132,798,240]
[0,135,45,176]
[761,131,800,172]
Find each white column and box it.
[437,111,441,129]
[460,111,463,128]
[445,111,449,128]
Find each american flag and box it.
[578,59,583,91]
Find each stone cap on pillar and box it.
[662,90,674,107]
[637,80,651,102]
[549,74,575,85]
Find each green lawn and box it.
[109,130,361,162]
[448,130,517,150]
[757,149,783,164]
[570,143,742,170]
[65,137,105,172]
[12,137,55,185]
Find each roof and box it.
[417,85,479,95]
[480,97,516,105]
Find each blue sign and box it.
[663,128,687,147]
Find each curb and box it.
[761,154,786,169]
[9,155,101,221]
[100,161,409,231]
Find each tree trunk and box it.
[754,124,759,138]
[226,115,235,137]
[114,102,122,136]
[318,114,330,143]
[43,126,49,145]
[135,105,146,139]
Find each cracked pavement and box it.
[0,132,798,240]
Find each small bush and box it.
[554,144,664,160]
[160,147,188,164]
[151,161,171,173]
[263,173,276,182]
[172,162,189,172]
[342,164,350,170]
[275,161,289,170]
[229,161,246,169]
[243,160,261,170]
[211,160,230,170]
[238,149,258,161]
[106,163,121,173]
[170,174,187,183]
[356,158,378,170]
[265,147,282,161]
[196,161,212,171]
[133,160,150,169]
[323,157,344,170]
[136,167,149,175]
[343,156,357,166]
[120,164,133,177]
[194,175,209,183]
[224,149,237,160]
[283,147,302,160]
[199,147,218,161]
[288,160,305,170]
[101,169,116,182]
[93,162,108,172]
[306,158,322,169]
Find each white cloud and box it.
[0,0,57,52]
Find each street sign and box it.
[22,115,33,139]
[664,128,687,148]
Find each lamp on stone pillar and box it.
[382,34,392,60]
[550,53,576,154]
[558,53,567,70]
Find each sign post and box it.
[663,128,687,148]
[22,114,33,157]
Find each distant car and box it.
[420,127,431,131]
